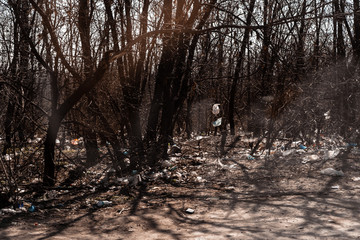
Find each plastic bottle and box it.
[97,200,112,207]
[28,205,36,212]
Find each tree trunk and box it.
[354,0,360,62]
[145,0,174,164]
[84,129,99,167]
[43,114,61,186]
[229,0,255,135]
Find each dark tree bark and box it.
[145,0,174,163]
[78,0,100,167]
[228,0,256,135]
[42,53,111,185]
[152,0,216,161]
[354,0,360,62]
[3,0,30,154]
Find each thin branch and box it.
[0,80,49,117]
[29,0,81,80]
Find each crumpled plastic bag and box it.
[212,118,222,127]
[212,104,220,115]
[320,168,344,177]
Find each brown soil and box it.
[1,136,360,239]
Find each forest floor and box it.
[1,135,360,239]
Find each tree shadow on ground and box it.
[1,142,359,239]
[120,146,360,239]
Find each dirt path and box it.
[1,186,360,239]
[1,137,360,239]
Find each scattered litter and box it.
[71,139,79,145]
[196,176,206,183]
[97,200,112,207]
[117,177,129,185]
[212,118,222,127]
[169,144,181,155]
[207,197,220,201]
[129,174,142,186]
[320,168,344,177]
[225,186,236,192]
[161,160,172,168]
[169,156,179,162]
[149,172,162,181]
[302,154,320,163]
[169,166,177,171]
[28,205,36,212]
[185,208,195,214]
[331,185,340,189]
[117,208,129,215]
[242,137,257,143]
[347,143,357,148]
[324,110,331,120]
[324,149,340,160]
[262,95,274,102]
[1,208,18,214]
[296,149,306,154]
[195,135,208,141]
[247,155,255,160]
[309,154,320,160]
[44,190,58,200]
[299,144,307,150]
[282,149,295,157]
[352,177,360,181]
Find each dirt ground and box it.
[1,135,360,239]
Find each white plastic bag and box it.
[212,104,220,115]
[212,118,222,127]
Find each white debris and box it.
[4,154,11,161]
[97,200,112,207]
[212,103,220,115]
[212,118,222,127]
[185,208,195,214]
[195,135,208,141]
[262,95,274,102]
[324,149,341,160]
[117,177,129,185]
[161,160,173,168]
[149,172,162,181]
[169,157,179,162]
[242,137,258,143]
[196,176,206,183]
[296,149,306,154]
[282,149,295,157]
[320,168,344,177]
[302,154,320,163]
[1,208,18,214]
[324,110,331,120]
